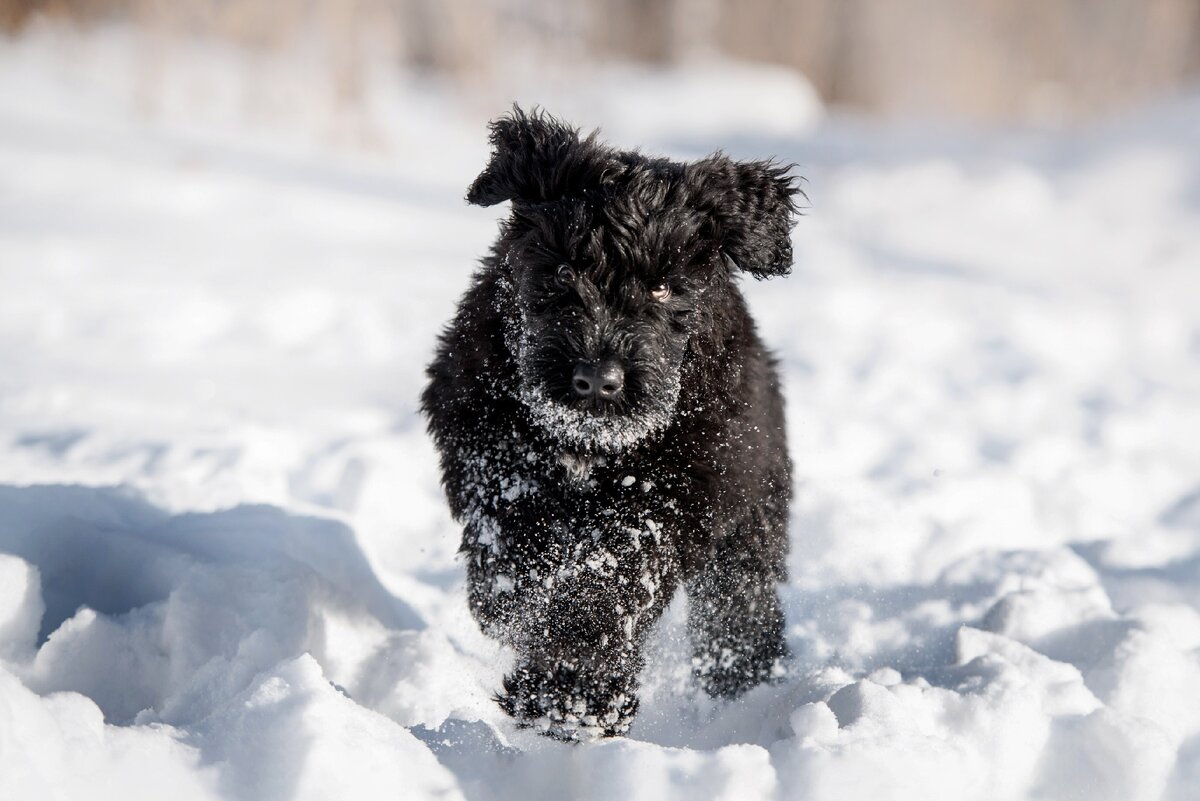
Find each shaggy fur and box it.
[422,107,801,740]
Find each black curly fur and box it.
[422,106,800,740]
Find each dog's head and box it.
[468,106,802,453]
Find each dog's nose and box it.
[573,361,625,399]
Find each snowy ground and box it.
[2,24,1200,801]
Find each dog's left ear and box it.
[687,157,803,279]
[467,106,605,207]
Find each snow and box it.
[2,21,1200,801]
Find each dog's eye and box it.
[650,283,671,302]
[555,264,576,288]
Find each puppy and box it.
[422,107,800,740]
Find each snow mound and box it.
[0,485,472,800]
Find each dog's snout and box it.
[596,361,625,399]
[573,361,625,399]
[572,363,594,397]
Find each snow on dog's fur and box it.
[422,107,802,740]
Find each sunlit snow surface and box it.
[2,24,1200,801]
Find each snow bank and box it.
[2,22,1199,801]
[0,486,468,799]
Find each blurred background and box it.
[4,0,1200,133]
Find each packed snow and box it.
[2,23,1200,801]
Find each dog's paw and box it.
[498,662,639,741]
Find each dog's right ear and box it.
[466,106,601,207]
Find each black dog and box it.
[422,107,800,740]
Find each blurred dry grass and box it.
[3,0,1200,121]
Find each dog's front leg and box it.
[685,531,790,698]
[497,521,679,741]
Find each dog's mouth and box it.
[514,375,679,453]
[499,285,682,452]
[560,392,626,417]
[508,344,684,452]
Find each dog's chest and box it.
[556,451,603,485]
[465,436,669,524]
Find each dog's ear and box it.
[466,106,604,207]
[687,156,803,279]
